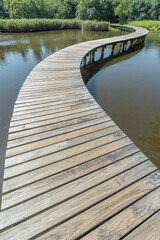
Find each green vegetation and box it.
[131,0,160,21]
[128,21,160,32]
[114,0,132,23]
[0,19,110,32]
[0,0,160,30]
[76,0,116,22]
[82,21,109,31]
[1,0,160,22]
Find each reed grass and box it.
[82,21,110,31]
[0,19,109,33]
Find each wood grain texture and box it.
[1,24,159,240]
[123,210,160,240]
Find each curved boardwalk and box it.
[0,25,160,239]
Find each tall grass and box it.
[128,20,160,32]
[0,19,109,33]
[82,21,109,31]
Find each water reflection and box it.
[86,33,160,169]
[0,30,124,64]
[139,117,160,160]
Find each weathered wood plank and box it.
[9,106,104,133]
[2,144,139,209]
[1,154,150,231]
[8,111,107,142]
[123,211,160,240]
[81,188,160,240]
[10,103,98,127]
[6,122,116,157]
[35,184,160,240]
[11,98,94,120]
[1,169,158,239]
[5,131,127,168]
[3,137,132,193]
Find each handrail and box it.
[81,24,148,68]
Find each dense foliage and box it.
[0,0,160,23]
[115,0,132,23]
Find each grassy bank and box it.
[128,20,160,32]
[0,19,109,33]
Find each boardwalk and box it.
[0,25,160,239]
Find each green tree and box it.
[112,0,121,8]
[131,0,153,20]
[151,0,160,20]
[9,0,47,18]
[76,0,114,21]
[3,0,11,16]
[43,0,77,19]
[114,0,132,23]
[34,0,47,18]
[76,0,88,20]
[63,0,80,18]
[43,0,60,18]
[0,0,6,18]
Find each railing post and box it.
[101,46,105,59]
[111,43,116,57]
[89,52,92,64]
[84,56,86,68]
[122,42,126,52]
[119,43,122,54]
[92,50,95,63]
[125,41,128,51]
[130,40,133,50]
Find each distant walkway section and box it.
[0,25,160,240]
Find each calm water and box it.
[0,29,123,192]
[87,32,160,169]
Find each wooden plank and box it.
[9,106,104,133]
[3,137,132,193]
[8,111,107,142]
[13,95,92,112]
[10,102,98,127]
[1,155,150,230]
[83,189,160,240]
[35,185,160,240]
[2,144,139,208]
[6,122,116,158]
[8,113,110,148]
[6,126,120,163]
[14,90,89,105]
[123,211,160,240]
[14,91,90,107]
[5,130,127,168]
[11,98,94,119]
[0,169,158,239]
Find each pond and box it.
[86,32,160,169]
[0,29,123,173]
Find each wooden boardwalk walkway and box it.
[0,25,160,239]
